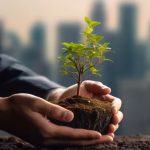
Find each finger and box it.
[103,95,121,113]
[42,138,109,146]
[49,123,101,140]
[107,133,115,138]
[108,124,119,133]
[98,135,113,142]
[42,134,113,146]
[23,110,53,136]
[112,98,122,112]
[83,80,111,95]
[35,98,74,122]
[27,112,102,146]
[112,111,123,125]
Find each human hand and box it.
[0,93,107,146]
[48,80,123,142]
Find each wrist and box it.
[0,97,6,114]
[47,88,66,102]
[0,97,8,129]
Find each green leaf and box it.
[85,27,93,34]
[84,16,91,25]
[90,67,98,74]
[84,16,101,28]
[89,21,101,28]
[63,71,69,75]
[103,58,113,62]
[103,42,109,47]
[94,35,104,42]
[62,42,71,48]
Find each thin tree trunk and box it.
[77,72,81,96]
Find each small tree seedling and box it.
[59,16,111,96]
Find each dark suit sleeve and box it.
[0,54,63,99]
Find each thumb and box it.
[35,98,74,122]
[83,80,111,95]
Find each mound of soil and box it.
[1,135,150,150]
[51,95,112,134]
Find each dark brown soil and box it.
[0,136,35,150]
[1,135,150,150]
[51,95,112,134]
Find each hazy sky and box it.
[0,0,150,59]
[0,0,150,38]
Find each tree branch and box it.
[84,57,100,73]
[69,58,80,73]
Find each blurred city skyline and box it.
[0,0,150,41]
[1,0,150,63]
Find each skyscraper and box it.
[56,23,81,86]
[0,21,4,53]
[119,77,150,135]
[3,32,22,59]
[22,22,50,77]
[118,4,137,78]
[134,42,147,78]
[90,1,118,95]
[30,22,46,58]
[146,24,150,70]
[91,1,106,35]
[101,31,120,95]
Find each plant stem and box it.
[77,71,82,96]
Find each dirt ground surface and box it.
[0,135,150,150]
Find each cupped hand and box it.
[48,80,123,141]
[0,93,107,146]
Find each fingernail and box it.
[101,85,108,89]
[63,111,74,122]
[96,133,102,139]
[92,132,101,139]
[101,85,111,92]
[112,106,117,114]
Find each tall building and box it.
[0,22,22,60]
[118,4,137,78]
[30,22,46,58]
[56,23,81,86]
[101,31,120,95]
[22,22,50,77]
[0,21,4,53]
[146,24,150,71]
[91,1,106,35]
[118,76,150,134]
[90,1,106,81]
[3,32,22,59]
[90,1,119,95]
[134,42,147,78]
